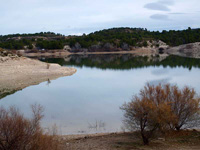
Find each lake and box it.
[1,54,200,135]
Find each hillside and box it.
[0,27,200,53]
[166,42,200,58]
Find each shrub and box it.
[121,84,200,145]
[0,104,60,150]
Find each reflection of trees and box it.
[88,120,106,131]
[0,89,17,99]
[42,54,200,71]
[46,79,51,86]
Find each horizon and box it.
[1,0,200,36]
[1,26,199,36]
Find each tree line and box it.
[0,27,200,50]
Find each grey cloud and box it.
[150,14,169,20]
[144,3,170,11]
[144,0,174,11]
[159,0,174,6]
[169,12,186,15]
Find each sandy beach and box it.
[0,56,76,99]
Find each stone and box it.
[74,43,81,49]
[121,43,130,50]
[103,43,114,50]
[63,45,71,51]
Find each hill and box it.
[0,27,200,52]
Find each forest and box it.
[0,27,200,50]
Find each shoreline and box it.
[0,56,76,99]
[59,132,122,141]
[20,48,157,58]
[18,42,200,59]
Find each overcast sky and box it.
[0,0,200,35]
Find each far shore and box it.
[17,42,200,59]
[19,48,158,58]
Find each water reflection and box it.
[46,79,51,86]
[1,54,200,135]
[40,54,200,70]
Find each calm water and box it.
[1,54,200,135]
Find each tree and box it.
[167,85,200,130]
[142,41,148,47]
[28,44,33,49]
[121,84,200,145]
[121,97,159,145]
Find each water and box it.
[1,54,200,135]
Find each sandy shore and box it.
[20,48,157,58]
[0,56,76,99]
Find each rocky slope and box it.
[166,42,200,58]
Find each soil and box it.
[58,131,200,150]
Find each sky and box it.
[0,0,200,35]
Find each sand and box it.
[0,56,76,99]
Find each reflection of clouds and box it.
[151,68,169,76]
[150,14,170,21]
[147,77,172,86]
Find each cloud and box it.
[159,0,174,6]
[0,0,199,35]
[144,3,170,11]
[144,0,174,12]
[150,14,169,20]
[169,12,186,15]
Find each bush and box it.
[121,84,200,145]
[0,104,60,150]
